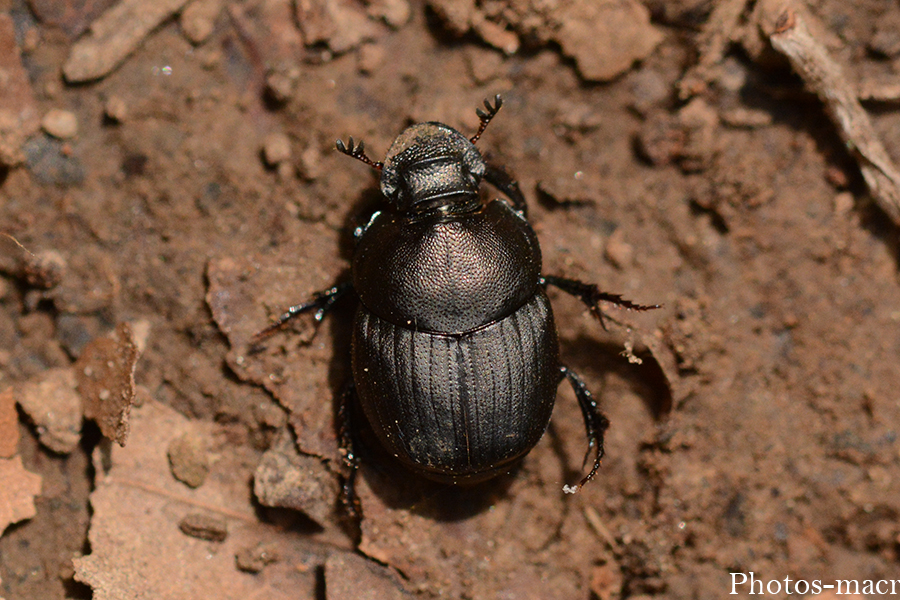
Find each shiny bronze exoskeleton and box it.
[259,95,658,501]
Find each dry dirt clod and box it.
[357,42,386,74]
[676,0,750,99]
[472,17,519,55]
[263,132,292,166]
[636,98,719,172]
[295,0,379,55]
[325,552,415,600]
[22,249,67,290]
[27,0,116,38]
[253,430,338,526]
[536,177,595,207]
[235,543,280,573]
[167,432,210,488]
[15,368,83,454]
[180,0,223,44]
[298,145,324,180]
[265,71,297,104]
[605,229,635,270]
[554,0,663,82]
[366,0,411,28]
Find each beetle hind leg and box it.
[337,382,362,521]
[559,365,609,493]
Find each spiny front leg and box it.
[253,282,353,344]
[543,275,660,330]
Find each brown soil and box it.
[2,0,900,598]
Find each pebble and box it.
[104,96,128,123]
[833,191,854,215]
[358,42,386,74]
[41,109,78,139]
[265,71,294,103]
[262,132,291,166]
[180,0,222,44]
[178,513,227,541]
[605,229,635,269]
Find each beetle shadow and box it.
[559,334,672,420]
[544,334,671,485]
[352,425,521,522]
[322,180,384,400]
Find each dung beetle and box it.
[259,95,658,501]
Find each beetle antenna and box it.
[336,137,383,170]
[470,94,503,144]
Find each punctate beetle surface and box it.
[258,95,658,500]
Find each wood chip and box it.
[770,9,900,225]
[75,323,140,446]
[0,388,18,459]
[63,0,192,82]
[28,0,117,38]
[73,400,326,600]
[0,14,40,166]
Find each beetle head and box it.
[380,123,486,214]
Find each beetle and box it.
[258,95,658,501]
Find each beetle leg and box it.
[337,382,362,520]
[542,275,660,330]
[470,94,503,144]
[559,365,609,493]
[336,137,384,171]
[484,164,528,217]
[253,282,354,343]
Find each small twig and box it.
[107,476,260,523]
[583,506,620,553]
[1,233,35,257]
[770,9,900,224]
